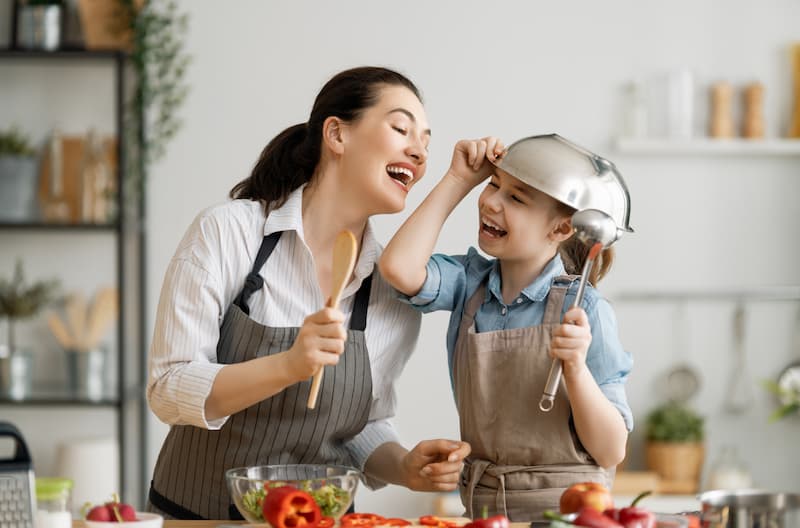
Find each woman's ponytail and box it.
[558,235,615,285]
[229,66,422,209]
[229,122,318,207]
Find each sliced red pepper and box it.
[341,513,386,528]
[419,515,458,528]
[463,514,509,528]
[378,519,411,527]
[316,517,335,528]
[262,485,322,528]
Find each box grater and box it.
[0,422,35,528]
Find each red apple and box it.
[86,504,114,522]
[559,481,614,514]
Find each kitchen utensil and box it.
[307,230,358,410]
[226,464,360,523]
[0,421,36,528]
[699,489,800,528]
[490,134,634,236]
[539,209,618,412]
[771,305,800,419]
[84,287,118,351]
[66,293,88,351]
[665,302,701,403]
[47,313,75,350]
[723,303,752,414]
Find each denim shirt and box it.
[406,247,634,431]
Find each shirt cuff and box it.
[343,419,400,490]
[599,381,634,432]
[406,260,441,306]
[176,361,228,429]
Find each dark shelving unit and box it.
[0,48,147,507]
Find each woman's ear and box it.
[550,216,574,242]
[322,116,347,155]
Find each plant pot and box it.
[65,348,106,401]
[0,156,39,221]
[645,441,705,492]
[0,347,33,400]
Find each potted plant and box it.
[644,401,705,493]
[0,259,59,398]
[0,126,39,222]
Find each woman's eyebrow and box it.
[387,108,432,136]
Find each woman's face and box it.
[338,84,430,214]
[477,168,569,263]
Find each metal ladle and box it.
[539,209,621,412]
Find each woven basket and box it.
[645,441,704,491]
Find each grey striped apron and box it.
[148,231,374,520]
[455,277,610,522]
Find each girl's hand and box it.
[446,137,505,188]
[402,439,471,492]
[284,307,347,382]
[550,307,592,375]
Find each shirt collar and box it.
[485,253,567,304]
[263,185,380,295]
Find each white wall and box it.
[2,0,799,516]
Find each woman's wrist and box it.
[442,169,481,195]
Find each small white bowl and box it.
[84,512,163,528]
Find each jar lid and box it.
[36,477,73,500]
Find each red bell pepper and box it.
[572,507,624,528]
[419,515,458,528]
[262,485,322,528]
[603,491,655,528]
[316,517,335,528]
[379,519,412,527]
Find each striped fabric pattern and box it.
[147,186,421,474]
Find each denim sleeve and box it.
[405,253,469,313]
[584,296,634,432]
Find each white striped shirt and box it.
[147,186,421,478]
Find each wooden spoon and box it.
[307,230,358,410]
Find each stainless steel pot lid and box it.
[491,134,634,235]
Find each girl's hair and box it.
[229,67,422,207]
[553,202,615,285]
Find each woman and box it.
[146,67,470,520]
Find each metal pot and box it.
[699,489,800,528]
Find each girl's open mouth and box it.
[481,218,507,238]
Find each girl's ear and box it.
[550,216,574,242]
[322,116,347,155]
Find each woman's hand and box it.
[446,137,505,189]
[402,439,471,492]
[284,307,347,383]
[550,307,592,376]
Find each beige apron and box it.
[455,277,611,522]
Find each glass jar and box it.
[35,477,73,528]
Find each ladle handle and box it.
[539,242,601,412]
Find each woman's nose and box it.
[406,135,428,165]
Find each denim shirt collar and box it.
[486,253,567,305]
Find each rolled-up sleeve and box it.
[343,418,400,490]
[584,297,634,431]
[405,253,469,313]
[147,255,229,430]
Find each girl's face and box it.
[338,84,430,214]
[477,168,570,263]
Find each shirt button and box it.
[501,307,507,315]
[516,298,523,304]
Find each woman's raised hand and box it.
[284,307,347,382]
[446,136,505,188]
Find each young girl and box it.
[379,135,633,521]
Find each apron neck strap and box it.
[234,231,283,315]
[543,275,578,325]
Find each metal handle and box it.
[539,243,599,412]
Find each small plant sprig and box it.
[763,379,800,422]
[0,126,36,157]
[0,260,59,353]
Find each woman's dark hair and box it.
[229,67,422,206]
[553,202,615,285]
